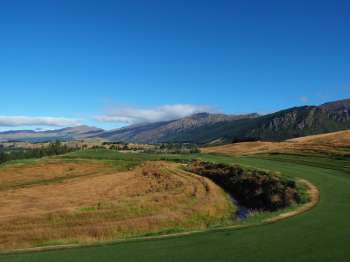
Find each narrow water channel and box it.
[228,193,250,220]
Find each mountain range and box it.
[1,98,350,145]
[0,126,104,143]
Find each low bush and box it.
[186,161,305,211]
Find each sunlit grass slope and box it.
[1,153,349,261]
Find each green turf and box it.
[1,152,350,262]
[60,149,199,165]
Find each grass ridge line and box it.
[0,178,319,256]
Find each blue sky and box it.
[1,0,349,130]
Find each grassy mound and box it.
[0,158,233,250]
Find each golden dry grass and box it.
[202,130,350,156]
[0,160,233,250]
[0,159,117,190]
[202,141,286,155]
[288,129,350,145]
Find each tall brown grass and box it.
[0,160,233,250]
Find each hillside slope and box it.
[98,98,350,144]
[0,126,103,142]
[202,129,350,156]
[98,113,259,143]
[0,158,233,250]
[1,98,349,144]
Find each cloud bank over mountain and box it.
[0,116,81,127]
[95,104,216,125]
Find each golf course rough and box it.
[1,153,349,262]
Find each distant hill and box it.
[0,126,104,142]
[97,98,350,144]
[98,113,259,144]
[1,98,350,144]
[202,129,350,156]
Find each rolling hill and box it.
[97,112,259,143]
[0,98,349,144]
[96,98,350,144]
[0,126,103,143]
[202,129,350,156]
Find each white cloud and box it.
[95,104,216,125]
[0,116,81,127]
[300,96,309,103]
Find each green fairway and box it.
[1,153,349,262]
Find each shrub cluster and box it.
[0,141,78,164]
[186,161,303,211]
[145,143,200,154]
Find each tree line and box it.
[0,141,78,164]
[145,143,200,154]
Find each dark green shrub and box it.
[186,161,303,211]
